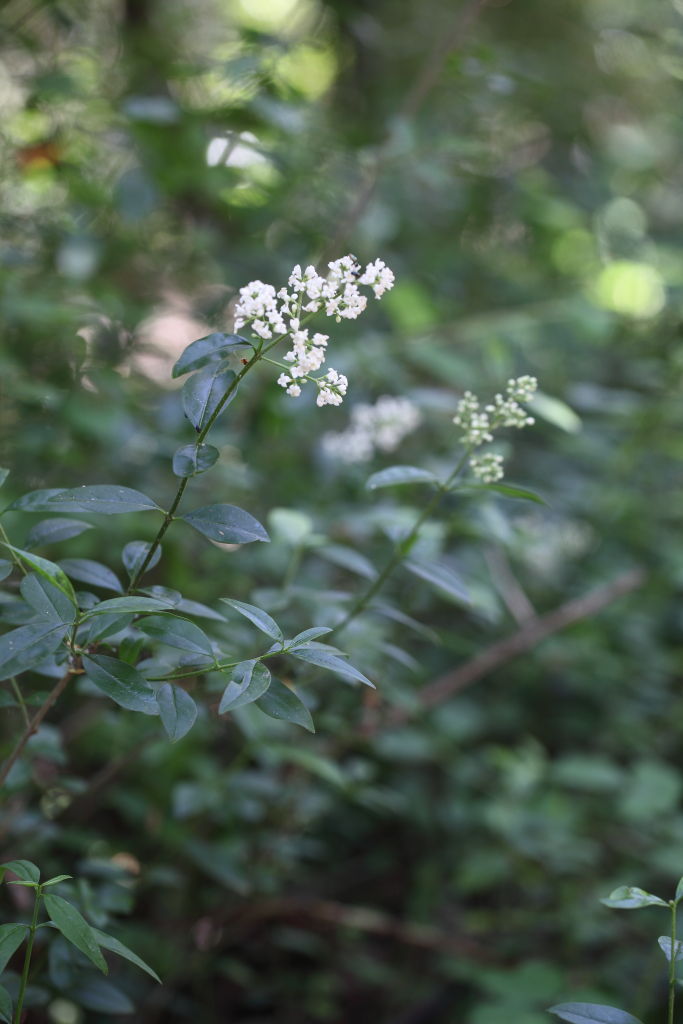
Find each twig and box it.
[484,545,536,626]
[365,569,645,735]
[0,669,74,789]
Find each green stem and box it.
[669,900,677,1024]
[0,521,26,575]
[331,451,470,636]
[15,886,42,1024]
[9,677,29,728]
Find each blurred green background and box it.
[2,0,683,1020]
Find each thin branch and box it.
[0,669,74,789]
[484,545,536,626]
[364,569,645,735]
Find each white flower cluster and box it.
[453,375,537,482]
[322,395,422,463]
[233,254,394,407]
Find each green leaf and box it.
[466,482,547,504]
[92,927,161,983]
[43,893,108,973]
[318,545,377,580]
[176,598,227,622]
[82,654,159,714]
[181,504,269,545]
[47,485,162,514]
[0,985,11,1024]
[0,923,28,973]
[2,545,77,606]
[658,936,683,962]
[42,875,73,888]
[404,559,470,604]
[0,561,11,583]
[182,362,237,430]
[265,744,346,788]
[0,860,40,883]
[20,573,77,626]
[287,626,333,648]
[0,622,69,682]
[220,598,283,640]
[81,596,172,618]
[529,391,582,433]
[600,886,668,909]
[24,518,93,550]
[71,977,133,1014]
[157,683,198,741]
[172,332,249,378]
[366,465,438,490]
[121,542,162,580]
[59,557,123,593]
[172,443,220,478]
[548,1003,644,1024]
[0,469,7,490]
[256,677,314,732]
[291,645,375,687]
[219,661,271,714]
[676,877,683,904]
[137,614,214,659]
[6,488,66,512]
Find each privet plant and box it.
[0,255,539,1017]
[549,881,683,1024]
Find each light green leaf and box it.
[48,485,162,514]
[466,482,547,504]
[0,923,28,973]
[138,615,214,658]
[0,860,40,883]
[20,573,77,626]
[24,518,93,550]
[256,677,314,732]
[317,545,377,580]
[42,875,73,888]
[530,390,582,433]
[287,626,333,648]
[676,877,683,904]
[600,886,668,909]
[182,362,237,430]
[92,927,161,983]
[172,443,220,478]
[220,598,282,640]
[366,465,438,490]
[219,661,271,714]
[181,504,269,545]
[157,683,198,742]
[43,893,108,973]
[172,332,249,378]
[291,644,374,687]
[0,469,8,490]
[404,558,470,604]
[59,557,123,593]
[82,654,159,715]
[658,936,683,962]
[548,1003,644,1024]
[1,545,77,606]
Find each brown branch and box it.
[322,0,489,262]
[0,669,74,790]
[365,569,645,735]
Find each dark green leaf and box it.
[220,598,282,640]
[157,683,198,741]
[0,924,27,974]
[404,559,470,604]
[0,622,69,682]
[291,645,374,687]
[121,541,162,580]
[181,504,269,544]
[92,928,161,983]
[138,614,214,658]
[318,545,377,580]
[256,677,314,732]
[6,488,66,512]
[2,545,77,606]
[82,613,134,644]
[82,654,159,714]
[658,936,683,962]
[172,443,220,478]
[219,660,271,713]
[59,557,123,593]
[176,598,226,621]
[548,1003,644,1024]
[0,561,11,582]
[48,485,162,514]
[24,518,93,550]
[600,886,668,909]
[43,893,108,973]
[81,596,172,618]
[366,465,438,490]
[172,332,249,378]
[0,985,10,1024]
[0,860,40,883]
[182,362,236,430]
[20,573,77,625]
[466,482,547,504]
[71,977,133,1014]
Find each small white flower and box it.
[470,452,505,483]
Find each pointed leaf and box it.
[0,924,27,974]
[256,677,314,732]
[138,615,214,658]
[548,1003,644,1024]
[81,596,172,618]
[121,542,162,580]
[172,443,220,478]
[176,598,227,621]
[366,465,438,490]
[2,545,77,606]
[6,488,66,512]
[0,860,40,884]
[42,875,73,888]
[0,561,11,583]
[0,622,69,681]
[658,936,683,962]
[0,469,7,490]
[181,504,269,544]
[24,518,93,550]
[287,626,333,648]
[404,558,470,604]
[59,557,124,593]
[20,573,76,625]
[600,886,668,909]
[157,683,198,741]
[466,482,547,504]
[48,485,162,514]
[92,927,161,983]
[291,645,374,687]
[82,654,159,714]
[182,362,236,430]
[220,599,282,640]
[172,332,249,378]
[43,893,108,973]
[219,660,271,714]
[0,985,11,1024]
[318,545,377,580]
[677,877,683,905]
